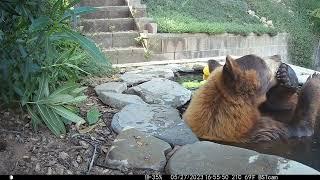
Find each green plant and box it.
[246,0,319,68]
[86,106,101,125]
[0,0,111,136]
[135,35,152,60]
[26,78,87,136]
[182,80,205,90]
[143,0,276,35]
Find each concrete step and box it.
[87,31,140,48]
[82,6,131,19]
[103,47,147,64]
[79,0,126,7]
[81,18,136,32]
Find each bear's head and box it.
[208,54,282,104]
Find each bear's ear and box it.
[223,55,238,81]
[207,59,222,73]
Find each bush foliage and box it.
[0,0,111,136]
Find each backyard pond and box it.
[176,71,320,172]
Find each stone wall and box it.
[146,33,289,63]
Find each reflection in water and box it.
[207,133,320,171]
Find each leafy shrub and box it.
[0,0,111,136]
[246,0,319,68]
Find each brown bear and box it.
[183,54,320,143]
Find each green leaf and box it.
[50,83,78,97]
[45,94,75,105]
[43,94,87,105]
[61,6,97,22]
[53,0,64,11]
[18,44,27,58]
[0,2,19,15]
[69,95,87,104]
[51,30,108,64]
[26,105,42,132]
[66,0,82,9]
[47,106,66,134]
[45,36,58,62]
[50,105,85,126]
[64,63,91,75]
[35,75,49,101]
[86,106,101,125]
[56,45,77,64]
[36,104,61,136]
[29,16,52,31]
[71,87,87,96]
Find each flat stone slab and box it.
[127,78,192,108]
[111,104,199,146]
[98,92,147,109]
[163,64,194,73]
[120,68,174,85]
[105,128,172,171]
[95,82,127,95]
[166,141,320,175]
[290,64,320,84]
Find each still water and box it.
[211,133,320,172]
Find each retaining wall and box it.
[146,33,289,63]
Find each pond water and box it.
[177,72,320,172]
[219,135,320,172]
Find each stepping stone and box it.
[127,78,192,108]
[111,104,199,146]
[94,82,127,95]
[105,128,172,171]
[166,141,320,175]
[120,68,174,85]
[98,92,147,109]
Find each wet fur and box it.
[183,55,320,143]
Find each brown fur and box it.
[183,55,320,143]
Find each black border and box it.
[0,175,319,180]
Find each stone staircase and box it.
[79,0,147,64]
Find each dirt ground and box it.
[0,76,161,175]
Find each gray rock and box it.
[120,68,174,85]
[35,163,41,173]
[95,82,127,95]
[55,164,64,175]
[127,78,191,108]
[192,63,206,71]
[166,141,320,175]
[290,64,319,84]
[47,167,53,175]
[72,160,79,168]
[79,140,89,149]
[105,128,172,171]
[163,64,194,73]
[111,104,199,146]
[76,155,82,164]
[59,152,69,160]
[156,123,199,146]
[297,75,310,84]
[98,92,147,109]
